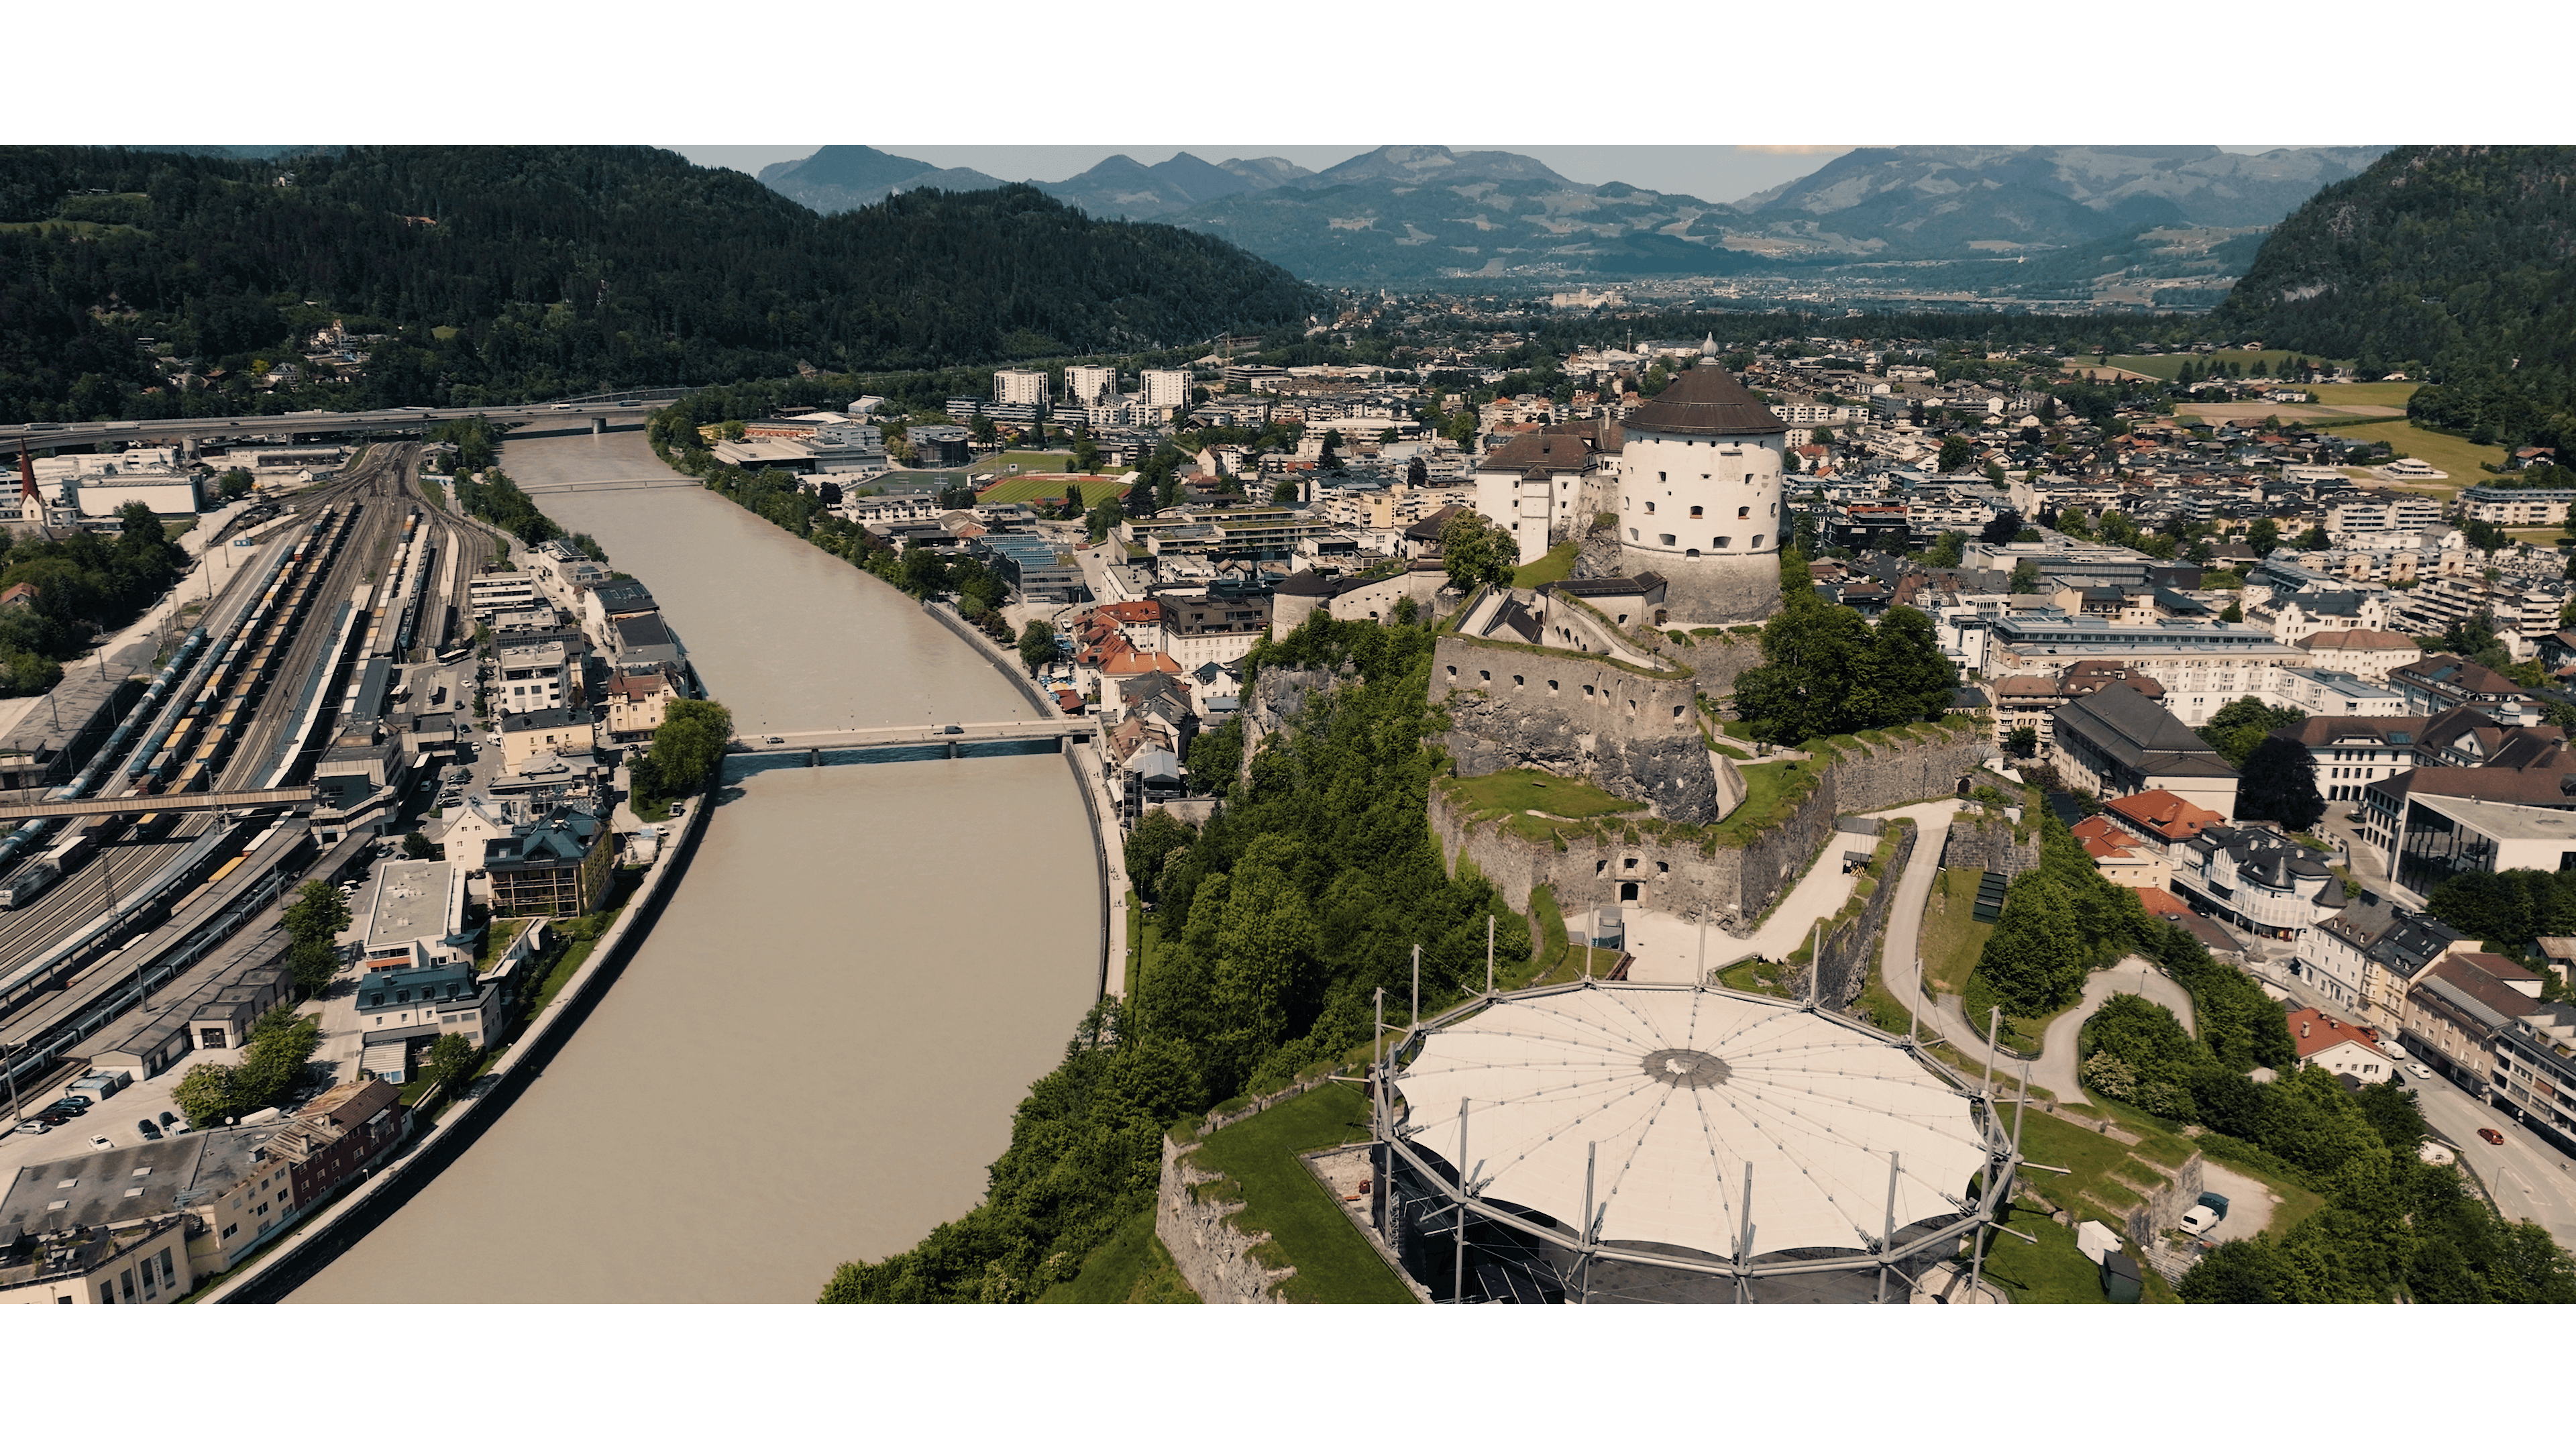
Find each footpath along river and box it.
[290,427,1098,1302]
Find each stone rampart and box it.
[1157,1134,1295,1303]
[1433,729,1984,931]
[1782,821,1916,1011]
[1940,814,2044,881]
[1433,634,1721,824]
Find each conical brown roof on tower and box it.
[1623,367,1784,437]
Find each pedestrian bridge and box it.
[718,718,1096,781]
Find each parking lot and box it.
[0,1051,237,1181]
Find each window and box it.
[1689,505,1702,518]
[1548,680,1559,693]
[1751,535,1764,549]
[1628,529,1637,541]
[1583,685,1595,697]
[1446,665,1456,679]
[1658,472,1666,482]
[1645,500,1655,513]
[1512,675,1524,688]
[1479,671,1490,683]
[1715,537,1731,549]
[1659,533,1676,545]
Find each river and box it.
[289,427,1099,1302]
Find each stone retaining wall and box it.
[1939,815,2044,881]
[2121,1150,2207,1248]
[1784,820,1917,1011]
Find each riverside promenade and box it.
[199,782,714,1303]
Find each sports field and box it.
[975,472,1130,506]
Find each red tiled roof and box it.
[2106,788,2225,843]
[2285,1008,2385,1060]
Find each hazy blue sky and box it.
[666,146,1859,206]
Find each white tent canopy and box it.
[1393,986,1992,1263]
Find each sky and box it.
[666,146,1859,207]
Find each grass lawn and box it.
[1040,1208,1200,1303]
[2308,382,2420,408]
[1512,539,1579,589]
[419,478,448,511]
[1186,1083,1415,1303]
[2317,419,2506,493]
[1446,768,1641,820]
[2014,1106,2186,1219]
[1919,867,1998,996]
[2078,350,2326,382]
[1126,892,1152,999]
[1973,1203,2119,1303]
[1710,758,1823,845]
[975,470,1126,506]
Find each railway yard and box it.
[0,442,508,1120]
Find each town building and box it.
[480,805,612,920]
[260,1079,410,1210]
[2170,823,2345,952]
[498,708,596,772]
[2072,816,2168,888]
[602,667,684,744]
[2461,482,2576,527]
[2284,1007,2398,1083]
[2298,628,2420,682]
[2049,684,2240,816]
[2390,654,2538,725]
[2273,716,2422,806]
[994,369,1049,408]
[2404,955,2552,1093]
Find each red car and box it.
[2479,1128,2506,1146]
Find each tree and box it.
[217,466,254,501]
[1974,872,2085,1015]
[2221,600,2244,623]
[1018,621,1058,675]
[649,698,735,798]
[424,1032,480,1099]
[1734,591,1872,747]
[282,878,351,997]
[1937,435,1976,473]
[2247,518,2281,555]
[1186,716,1244,802]
[2237,735,2326,830]
[2295,525,2330,551]
[2005,724,2039,758]
[1925,531,1966,569]
[1438,511,1517,593]
[1857,604,1959,726]
[2008,559,2041,592]
[2198,695,2305,767]
[402,830,431,859]
[1125,809,1197,904]
[1980,509,2024,546]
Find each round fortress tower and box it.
[1616,362,1786,624]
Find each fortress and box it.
[1609,362,1788,625]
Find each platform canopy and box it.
[1393,985,1993,1263]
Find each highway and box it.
[5,394,683,450]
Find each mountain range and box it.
[756,143,2394,285]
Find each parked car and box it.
[136,1118,162,1141]
[2479,1127,2506,1145]
[11,1119,46,1135]
[941,724,965,735]
[2408,1061,2433,1079]
[87,1135,113,1152]
[2196,1191,2229,1221]
[158,1110,179,1130]
[2180,1204,2220,1236]
[50,1096,90,1116]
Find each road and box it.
[3,399,676,450]
[1620,828,1884,984]
[1865,801,2196,1101]
[2261,963,2576,1246]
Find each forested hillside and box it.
[2218,146,2576,450]
[0,147,1318,422]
